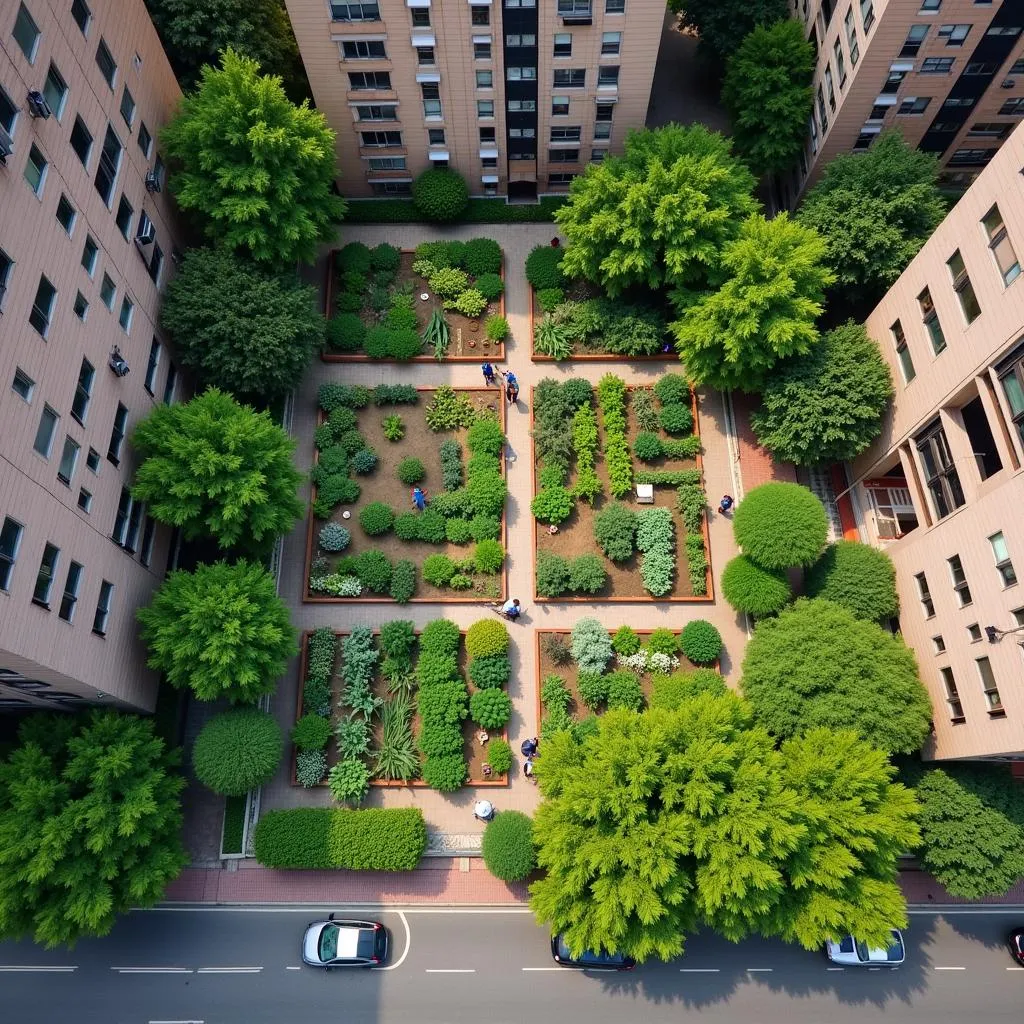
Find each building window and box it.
[825,67,836,111]
[56,194,77,234]
[917,420,965,518]
[118,295,133,333]
[947,249,981,323]
[549,148,580,163]
[976,656,1003,714]
[598,65,620,87]
[0,518,24,591]
[1000,98,1024,115]
[355,105,397,121]
[845,7,859,64]
[915,571,935,617]
[149,244,164,286]
[981,205,1020,285]
[476,70,493,88]
[477,100,494,118]
[472,5,490,25]
[481,156,498,168]
[73,291,88,320]
[949,148,996,166]
[111,487,132,545]
[100,273,116,309]
[507,66,537,80]
[0,248,11,316]
[917,287,946,354]
[94,124,123,206]
[29,274,56,337]
[32,543,60,608]
[891,319,915,382]
[547,173,578,188]
[939,667,964,721]
[834,39,846,86]
[86,447,100,473]
[594,121,611,139]
[859,0,874,31]
[965,61,999,75]
[898,97,931,115]
[943,97,976,109]
[342,40,386,59]
[12,368,34,402]
[13,3,40,63]
[77,488,92,513]
[95,38,117,88]
[421,82,442,118]
[591,148,608,162]
[932,635,946,653]
[124,500,144,554]
[554,69,586,88]
[119,87,135,129]
[474,41,492,60]
[24,144,47,196]
[137,121,152,158]
[919,0,942,9]
[999,353,1024,449]
[368,156,407,170]
[416,45,435,65]
[968,122,1012,138]
[601,32,621,55]
[989,531,1017,586]
[115,194,134,239]
[70,116,93,168]
[921,56,955,73]
[71,0,92,35]
[144,338,161,395]
[967,622,982,642]
[107,402,128,465]
[330,1,381,20]
[361,130,402,147]
[140,516,156,567]
[900,24,928,56]
[947,554,972,606]
[479,126,496,143]
[92,581,113,636]
[507,99,536,112]
[370,181,413,196]
[0,85,16,138]
[58,562,83,622]
[606,0,625,10]
[43,63,69,119]
[348,70,391,91]
[551,126,582,141]
[508,127,535,138]
[552,96,570,116]
[937,23,970,46]
[410,7,429,26]
[163,363,177,404]
[817,86,829,132]
[553,32,572,56]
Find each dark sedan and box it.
[550,933,635,971]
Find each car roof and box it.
[326,921,371,959]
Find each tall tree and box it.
[670,0,790,63]
[722,20,815,175]
[161,49,345,265]
[160,248,323,400]
[671,213,833,391]
[130,388,304,552]
[797,131,946,309]
[138,560,298,704]
[750,322,893,465]
[740,599,932,755]
[0,711,186,948]
[555,124,758,303]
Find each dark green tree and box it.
[740,599,932,754]
[555,124,758,302]
[750,322,893,466]
[0,711,187,948]
[797,131,947,308]
[804,541,899,622]
[670,0,790,63]
[161,49,345,265]
[131,388,304,552]
[160,248,323,400]
[722,21,815,175]
[138,560,298,704]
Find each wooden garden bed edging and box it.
[303,385,509,604]
[322,248,506,364]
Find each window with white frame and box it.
[976,656,1003,714]
[43,63,69,119]
[938,23,970,46]
[553,33,572,57]
[601,32,621,55]
[988,531,1017,586]
[915,571,935,617]
[947,554,972,606]
[32,543,60,607]
[24,144,48,196]
[330,1,380,20]
[57,436,80,486]
[0,518,24,591]
[981,204,1020,285]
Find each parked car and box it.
[1007,928,1024,966]
[825,930,905,967]
[550,933,635,971]
[301,915,388,968]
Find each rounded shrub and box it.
[359,501,395,536]
[536,552,570,598]
[291,713,332,751]
[593,501,637,562]
[412,168,470,222]
[612,625,641,656]
[335,291,363,314]
[370,242,401,275]
[351,448,378,474]
[659,403,694,435]
[416,509,447,544]
[568,554,606,595]
[474,539,505,574]
[421,753,467,791]
[389,559,417,603]
[485,738,513,776]
[531,486,574,525]
[650,668,726,710]
[467,470,507,518]
[469,654,511,689]
[394,512,421,542]
[422,554,457,588]
[733,482,829,570]
[646,628,679,656]
[680,620,722,664]
[363,325,392,359]
[485,314,509,341]
[444,517,473,544]
[451,289,488,319]
[397,457,426,485]
[355,549,392,593]
[653,373,690,406]
[474,273,504,302]
[470,688,512,729]
[525,244,565,290]
[605,670,644,711]
[469,514,501,541]
[634,432,664,462]
[804,540,899,622]
[570,618,613,674]
[467,418,506,457]
[192,709,283,796]
[463,238,503,276]
[482,810,535,881]
[318,523,351,552]
[536,287,565,313]
[465,618,510,658]
[721,555,791,616]
[420,618,462,656]
[387,329,423,361]
[325,313,366,353]
[577,671,609,711]
[337,242,373,275]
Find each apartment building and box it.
[284,0,663,199]
[845,121,1024,762]
[791,0,1024,203]
[0,0,185,714]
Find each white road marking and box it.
[375,910,410,972]
[826,967,845,972]
[196,967,262,974]
[679,968,721,973]
[747,968,773,972]
[149,1020,204,1023]
[113,967,192,974]
[425,968,476,973]
[934,967,967,971]
[0,966,78,972]
[1006,967,1024,971]
[286,966,302,971]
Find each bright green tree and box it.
[804,540,899,622]
[722,21,815,175]
[671,213,834,391]
[750,322,893,465]
[669,0,790,63]
[740,599,932,754]
[131,388,304,552]
[0,711,187,948]
[160,248,323,400]
[161,48,345,265]
[555,124,758,303]
[138,560,298,703]
[797,131,947,307]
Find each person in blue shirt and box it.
[500,597,521,620]
[411,486,427,511]
[505,372,519,406]
[482,362,496,386]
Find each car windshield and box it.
[319,925,340,962]
[856,933,902,962]
[356,929,376,959]
[557,936,623,966]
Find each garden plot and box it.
[291,621,514,795]
[306,384,508,604]
[324,240,508,362]
[531,373,711,602]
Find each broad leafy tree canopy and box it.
[670,0,790,63]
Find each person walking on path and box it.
[505,371,520,406]
[482,362,496,386]
[412,486,427,511]
[718,494,734,514]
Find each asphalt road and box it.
[0,906,1022,1024]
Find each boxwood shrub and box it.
[470,688,512,729]
[465,618,510,658]
[469,654,511,689]
[482,810,535,881]
[733,482,829,570]
[680,620,722,664]
[193,709,282,796]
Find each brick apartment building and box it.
[0,0,185,714]
[284,0,664,199]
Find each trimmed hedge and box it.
[733,482,829,570]
[192,708,283,796]
[482,810,535,881]
[253,807,427,870]
[344,196,566,224]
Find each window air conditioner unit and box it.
[26,90,51,119]
[1002,78,1016,89]
[144,169,161,193]
[0,125,12,165]
[109,347,130,377]
[135,221,155,245]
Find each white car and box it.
[825,930,905,967]
[301,915,388,968]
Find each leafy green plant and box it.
[413,168,470,222]
[637,508,676,598]
[653,373,691,406]
[486,314,509,341]
[470,688,512,729]
[373,384,419,405]
[612,626,641,656]
[291,714,332,751]
[439,439,463,490]
[733,482,829,570]
[463,237,503,275]
[659,403,694,435]
[296,749,328,787]
[525,244,566,290]
[397,457,426,485]
[680,620,721,664]
[568,555,606,595]
[421,753,468,791]
[593,501,637,562]
[605,670,644,711]
[319,383,372,411]
[445,518,472,544]
[804,540,899,622]
[676,484,707,533]
[596,374,633,498]
[373,695,419,781]
[318,523,351,552]
[649,668,726,710]
[635,469,703,486]
[467,470,507,518]
[534,316,572,360]
[193,709,283,796]
[540,676,571,715]
[450,288,487,319]
[634,432,664,462]
[394,512,420,542]
[722,555,791,616]
[570,402,601,505]
[359,502,395,536]
[486,738,513,775]
[429,266,469,301]
[536,552,571,598]
[571,618,613,674]
[531,486,574,524]
[327,759,370,804]
[425,386,477,431]
[469,514,501,541]
[474,273,504,302]
[483,811,535,881]
[646,628,679,657]
[422,555,457,587]
[474,539,505,574]
[467,418,506,457]
[537,287,565,313]
[577,670,609,711]
[420,618,462,656]
[389,559,417,603]
[354,549,392,594]
[351,448,378,474]
[469,654,511,689]
[466,618,510,658]
[335,715,372,760]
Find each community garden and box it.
[306,383,508,603]
[531,373,710,601]
[291,619,515,794]
[324,239,508,362]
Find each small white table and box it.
[636,484,655,504]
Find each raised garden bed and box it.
[534,626,722,739]
[291,623,511,792]
[305,384,508,604]
[530,373,712,603]
[324,241,506,363]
